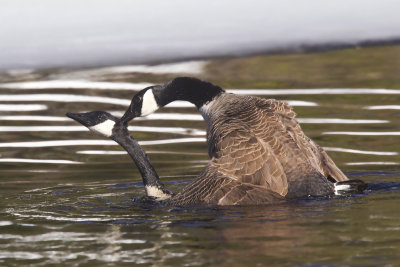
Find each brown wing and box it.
[315,146,348,182]
[208,96,339,196]
[168,164,284,206]
[276,102,348,182]
[211,129,289,196]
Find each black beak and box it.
[66,112,90,127]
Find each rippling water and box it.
[1,61,400,266]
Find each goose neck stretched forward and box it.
[66,111,173,201]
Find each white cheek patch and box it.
[89,119,115,138]
[141,89,159,116]
[145,185,171,200]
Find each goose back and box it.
[168,93,347,205]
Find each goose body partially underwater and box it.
[67,77,366,206]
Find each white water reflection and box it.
[297,118,388,124]
[324,147,398,156]
[140,138,205,146]
[346,162,399,166]
[77,150,205,155]
[0,140,115,148]
[0,104,47,111]
[0,80,153,90]
[227,89,400,95]
[0,125,206,136]
[324,131,400,136]
[0,158,81,164]
[0,94,130,106]
[78,150,127,155]
[134,113,203,121]
[0,252,43,260]
[8,211,128,222]
[0,126,87,131]
[0,115,70,121]
[0,138,206,148]
[365,105,400,110]
[282,100,317,107]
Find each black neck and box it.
[154,77,225,108]
[111,126,170,193]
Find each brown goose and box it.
[114,77,365,205]
[67,110,286,204]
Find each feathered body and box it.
[168,93,347,205]
[69,77,358,206]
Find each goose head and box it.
[120,77,224,124]
[66,111,118,138]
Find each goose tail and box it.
[334,179,367,195]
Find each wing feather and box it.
[212,129,289,196]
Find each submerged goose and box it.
[112,77,365,205]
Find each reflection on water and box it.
[0,138,207,148]
[324,131,400,135]
[0,158,81,164]
[0,115,69,121]
[0,80,153,90]
[0,104,47,111]
[1,64,400,266]
[0,125,206,136]
[0,93,131,105]
[365,105,400,110]
[228,88,400,95]
[323,147,398,156]
[346,162,399,166]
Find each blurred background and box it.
[1,1,400,266]
[1,0,400,70]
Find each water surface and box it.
[1,63,400,266]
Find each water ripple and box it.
[346,162,399,166]
[0,80,153,90]
[0,115,70,121]
[0,158,82,164]
[0,138,205,148]
[0,125,206,136]
[324,147,398,156]
[0,104,47,111]
[297,118,388,124]
[228,88,400,95]
[324,131,400,136]
[77,150,205,155]
[0,94,130,106]
[365,105,400,110]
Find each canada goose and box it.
[66,109,365,205]
[66,110,288,205]
[66,111,173,200]
[116,77,366,205]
